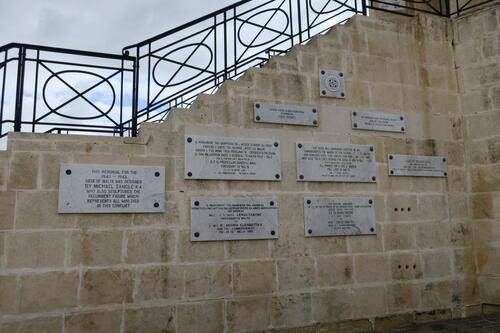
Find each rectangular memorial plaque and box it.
[191,197,278,241]
[388,154,448,177]
[296,142,377,182]
[304,197,375,237]
[254,103,318,126]
[185,135,281,180]
[58,163,165,213]
[352,111,406,133]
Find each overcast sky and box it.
[0,0,238,53]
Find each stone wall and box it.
[454,6,500,306]
[0,8,496,333]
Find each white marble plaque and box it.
[320,69,345,98]
[304,197,375,237]
[185,135,281,180]
[254,103,318,126]
[352,111,406,133]
[191,197,278,241]
[296,142,377,182]
[58,163,165,213]
[388,154,448,177]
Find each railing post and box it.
[361,0,368,15]
[14,45,26,132]
[444,0,451,16]
[131,48,139,137]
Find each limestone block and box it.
[227,296,270,332]
[297,51,319,74]
[417,195,448,221]
[378,167,413,192]
[370,84,403,110]
[177,230,225,262]
[447,169,466,193]
[460,89,491,114]
[233,261,277,296]
[176,301,224,333]
[354,254,391,283]
[420,281,452,309]
[0,191,15,230]
[308,235,348,256]
[72,153,129,165]
[317,319,372,333]
[387,283,421,312]
[53,141,112,154]
[184,263,231,299]
[317,255,353,287]
[390,252,423,280]
[277,257,316,291]
[477,247,500,275]
[476,220,500,247]
[350,135,384,163]
[450,222,473,247]
[387,195,418,222]
[0,317,63,333]
[467,110,500,140]
[227,239,270,260]
[453,248,476,275]
[135,265,183,301]
[0,232,4,268]
[80,268,134,306]
[39,153,72,189]
[471,193,494,219]
[271,73,311,103]
[312,288,353,323]
[16,191,76,229]
[6,231,65,268]
[367,30,399,58]
[421,250,452,278]
[19,271,78,312]
[452,278,480,305]
[416,222,451,249]
[71,229,123,266]
[271,293,312,329]
[212,96,244,127]
[479,276,500,304]
[352,286,388,318]
[124,306,175,333]
[471,164,500,192]
[0,274,17,313]
[64,310,122,333]
[383,223,416,251]
[348,232,383,253]
[7,152,39,189]
[126,229,174,264]
[384,138,415,159]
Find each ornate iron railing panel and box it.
[0,43,135,139]
[122,0,365,127]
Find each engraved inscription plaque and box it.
[296,142,377,182]
[58,163,165,213]
[304,197,375,237]
[191,197,278,241]
[352,111,406,133]
[185,135,282,180]
[388,154,448,177]
[254,103,318,126]
[320,69,345,98]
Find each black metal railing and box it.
[0,0,497,141]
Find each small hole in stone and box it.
[394,208,398,212]
[413,264,417,269]
[401,208,405,212]
[406,265,409,269]
[408,207,411,212]
[398,265,402,269]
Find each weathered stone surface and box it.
[271,293,312,328]
[227,297,270,332]
[184,263,231,298]
[233,261,277,295]
[0,274,17,313]
[135,265,183,301]
[124,306,175,333]
[126,229,174,264]
[80,269,134,306]
[65,310,122,333]
[1,317,63,333]
[6,231,66,268]
[176,301,224,333]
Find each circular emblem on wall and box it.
[325,74,341,92]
